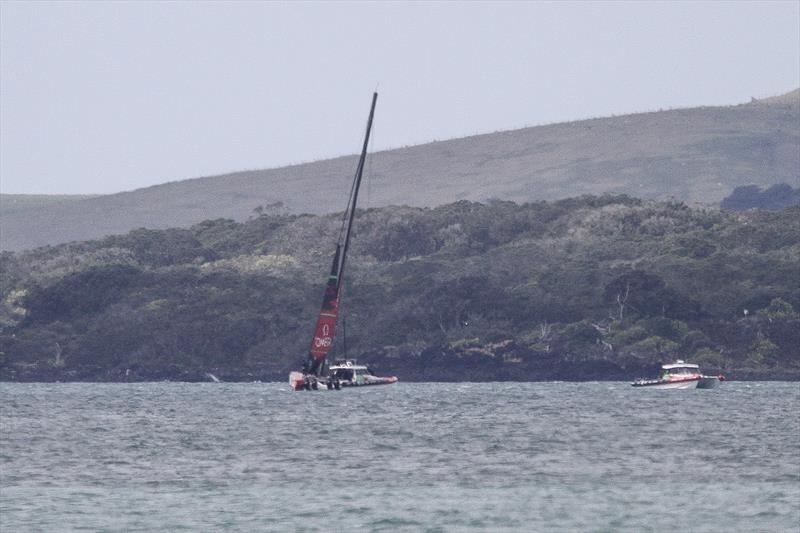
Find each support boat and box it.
[632,360,725,389]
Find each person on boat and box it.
[304,356,323,376]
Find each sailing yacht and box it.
[289,92,398,391]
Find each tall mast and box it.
[338,91,378,281]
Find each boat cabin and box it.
[329,360,376,384]
[660,360,700,379]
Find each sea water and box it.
[1,382,798,532]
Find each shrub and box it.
[693,347,724,368]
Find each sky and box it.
[1,1,798,195]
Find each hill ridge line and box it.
[2,91,798,251]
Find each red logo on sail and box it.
[309,279,340,359]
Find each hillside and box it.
[2,91,798,251]
[757,88,800,105]
[0,194,99,215]
[1,196,798,381]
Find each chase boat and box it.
[329,360,398,387]
[290,359,398,391]
[632,360,724,389]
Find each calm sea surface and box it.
[1,382,798,532]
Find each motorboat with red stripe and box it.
[632,360,724,389]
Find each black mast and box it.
[338,91,378,281]
[336,92,376,366]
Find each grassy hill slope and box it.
[0,194,99,215]
[2,91,798,251]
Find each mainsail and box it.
[304,92,377,376]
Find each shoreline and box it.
[3,372,798,383]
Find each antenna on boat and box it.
[342,315,348,359]
[340,275,348,360]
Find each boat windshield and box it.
[332,369,354,381]
[667,367,698,375]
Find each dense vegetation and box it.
[1,196,798,381]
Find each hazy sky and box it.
[1,1,798,195]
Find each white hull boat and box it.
[632,360,722,389]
